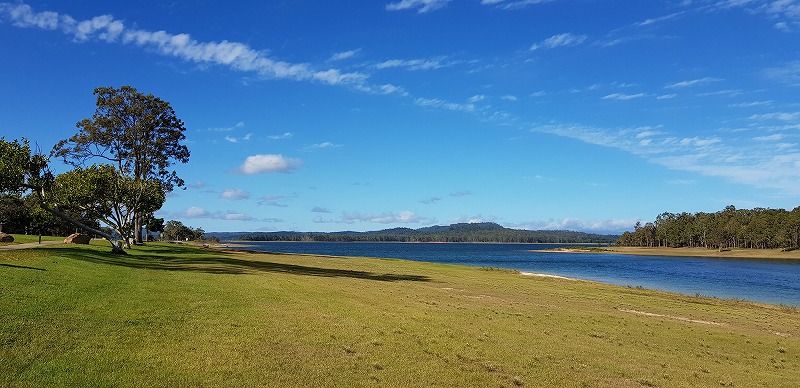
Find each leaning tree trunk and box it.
[37,200,127,254]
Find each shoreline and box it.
[546,246,800,260]
[204,242,798,307]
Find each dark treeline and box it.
[616,205,800,250]
[238,222,619,244]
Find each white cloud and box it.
[415,97,476,112]
[501,95,518,101]
[665,77,721,89]
[184,206,209,218]
[303,141,342,151]
[514,218,638,234]
[375,58,451,71]
[385,0,451,13]
[238,154,303,174]
[633,11,686,27]
[341,211,430,224]
[220,189,250,200]
[378,84,408,96]
[483,0,554,10]
[729,100,772,107]
[224,133,252,143]
[449,215,498,224]
[657,94,677,100]
[330,49,360,61]
[0,3,368,87]
[749,112,800,121]
[602,93,646,100]
[311,206,332,213]
[170,207,263,222]
[530,33,587,50]
[678,136,722,147]
[753,133,785,141]
[208,121,245,132]
[269,132,293,140]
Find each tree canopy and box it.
[1,86,190,253]
[616,206,800,250]
[52,86,189,243]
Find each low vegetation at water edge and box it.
[1,242,798,387]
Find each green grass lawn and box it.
[1,242,798,387]
[0,234,64,245]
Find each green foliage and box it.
[50,164,165,242]
[52,85,190,191]
[162,220,204,241]
[0,137,52,195]
[618,206,800,250]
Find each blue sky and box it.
[2,0,799,234]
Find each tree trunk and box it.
[134,212,143,244]
[38,200,127,254]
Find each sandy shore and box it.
[519,272,578,281]
[547,246,800,260]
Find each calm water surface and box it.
[233,241,800,306]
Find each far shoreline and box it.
[546,246,800,261]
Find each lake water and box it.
[232,241,800,307]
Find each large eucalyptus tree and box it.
[52,86,190,244]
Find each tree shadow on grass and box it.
[54,246,430,282]
[0,263,46,271]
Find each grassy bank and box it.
[1,243,798,387]
[552,246,800,260]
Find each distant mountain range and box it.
[207,222,619,244]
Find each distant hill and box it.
[222,222,619,244]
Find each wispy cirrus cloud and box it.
[314,210,435,225]
[224,133,252,143]
[602,93,647,100]
[0,3,368,86]
[665,77,721,89]
[269,132,293,140]
[208,121,245,132]
[341,210,432,224]
[482,0,554,10]
[764,61,800,86]
[329,49,360,61]
[530,32,587,50]
[375,57,454,71]
[303,141,342,151]
[385,0,451,13]
[749,112,800,121]
[415,97,477,113]
[512,218,638,234]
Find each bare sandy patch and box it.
[520,272,577,281]
[618,308,724,326]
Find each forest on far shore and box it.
[237,222,619,244]
[616,205,800,250]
